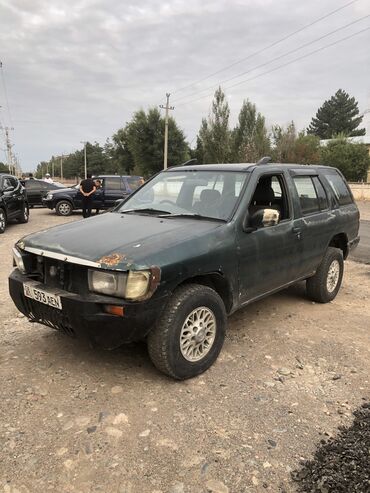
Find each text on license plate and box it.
[23,284,62,310]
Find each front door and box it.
[236,170,304,303]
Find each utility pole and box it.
[3,126,15,174]
[159,93,174,169]
[80,141,87,178]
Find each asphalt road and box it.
[350,220,370,264]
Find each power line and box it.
[176,26,370,108]
[0,61,14,127]
[171,0,360,95]
[173,14,370,104]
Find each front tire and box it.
[147,284,227,380]
[0,208,6,233]
[56,200,73,216]
[306,247,343,303]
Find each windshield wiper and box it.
[120,208,171,215]
[158,213,226,222]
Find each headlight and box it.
[126,270,151,300]
[13,247,26,274]
[88,270,127,297]
[88,269,152,300]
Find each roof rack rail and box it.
[256,156,272,165]
[179,158,197,167]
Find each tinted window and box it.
[313,177,328,210]
[104,177,121,190]
[322,170,352,206]
[25,180,41,190]
[126,176,144,191]
[2,177,16,189]
[293,176,320,215]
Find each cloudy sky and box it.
[0,0,369,171]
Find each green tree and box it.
[198,87,231,163]
[125,108,189,177]
[307,89,365,139]
[231,100,270,162]
[0,162,9,173]
[271,122,297,162]
[320,138,370,181]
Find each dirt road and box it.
[1,207,369,493]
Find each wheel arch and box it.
[176,272,233,314]
[328,233,348,259]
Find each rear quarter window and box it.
[321,170,353,206]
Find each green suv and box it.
[9,161,360,379]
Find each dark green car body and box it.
[8,163,359,375]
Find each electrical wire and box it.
[173,14,370,104]
[171,0,360,95]
[175,26,370,108]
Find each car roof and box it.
[95,175,142,178]
[165,163,336,173]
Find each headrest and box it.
[253,180,275,204]
[200,189,221,203]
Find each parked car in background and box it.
[42,175,144,216]
[9,161,359,379]
[22,179,66,207]
[0,173,29,233]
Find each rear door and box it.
[102,177,125,208]
[288,170,333,277]
[25,180,43,205]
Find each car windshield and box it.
[117,170,248,221]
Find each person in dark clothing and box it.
[94,179,103,215]
[79,173,96,218]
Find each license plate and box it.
[23,283,62,310]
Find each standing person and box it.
[44,173,53,183]
[94,179,103,215]
[80,173,96,218]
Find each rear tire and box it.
[18,205,29,224]
[306,247,343,303]
[56,200,73,216]
[147,284,227,380]
[0,208,6,233]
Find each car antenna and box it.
[256,156,272,165]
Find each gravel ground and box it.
[0,206,369,493]
[292,403,370,492]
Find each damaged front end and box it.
[9,243,164,349]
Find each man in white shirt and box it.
[44,173,53,183]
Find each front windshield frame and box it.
[115,169,250,222]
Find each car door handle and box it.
[292,227,301,239]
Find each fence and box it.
[349,183,370,201]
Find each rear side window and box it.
[293,176,320,215]
[104,177,121,190]
[322,170,353,206]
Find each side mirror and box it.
[246,208,280,232]
[114,198,125,207]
